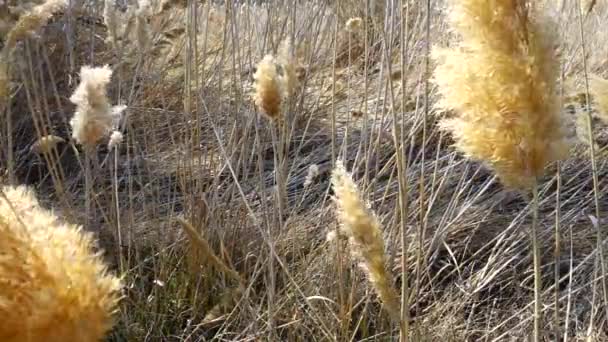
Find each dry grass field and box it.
[2,0,608,341]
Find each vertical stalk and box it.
[553,162,561,337]
[113,146,124,274]
[577,0,608,330]
[531,181,542,342]
[85,145,93,228]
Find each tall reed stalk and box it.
[432,2,570,340]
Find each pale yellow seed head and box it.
[345,17,363,32]
[69,65,116,147]
[0,185,121,342]
[331,161,400,321]
[253,55,283,121]
[432,0,570,189]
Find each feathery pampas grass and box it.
[253,55,283,121]
[331,161,400,322]
[108,131,124,150]
[0,185,121,342]
[433,1,569,340]
[432,0,570,189]
[70,65,125,147]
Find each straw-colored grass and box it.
[2,1,608,340]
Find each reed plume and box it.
[253,55,283,121]
[432,0,569,190]
[345,17,363,32]
[331,161,400,322]
[0,185,121,342]
[433,1,569,340]
[70,65,122,147]
[108,131,124,150]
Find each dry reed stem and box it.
[0,185,121,342]
[432,0,570,189]
[331,161,400,323]
[177,217,243,285]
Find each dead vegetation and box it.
[1,0,608,341]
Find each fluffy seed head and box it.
[304,164,319,188]
[0,185,122,342]
[331,161,400,321]
[70,65,116,147]
[108,131,124,149]
[253,55,283,121]
[432,0,570,189]
[345,17,363,32]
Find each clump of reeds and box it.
[253,55,283,121]
[331,161,400,322]
[70,65,124,147]
[0,185,121,342]
[432,0,569,190]
[589,74,608,124]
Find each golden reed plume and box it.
[432,0,570,189]
[0,185,121,342]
